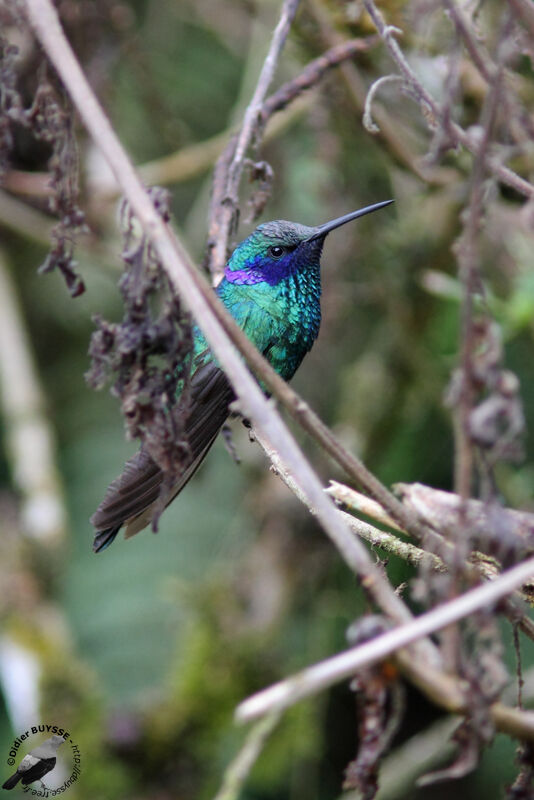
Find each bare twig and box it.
[363,0,534,199]
[363,74,403,134]
[452,39,506,500]
[213,711,281,800]
[326,481,405,533]
[396,483,534,557]
[442,0,495,83]
[254,428,445,573]
[0,188,54,245]
[507,0,534,38]
[261,37,378,121]
[247,428,444,660]
[206,0,300,279]
[236,554,534,735]
[341,511,443,570]
[309,0,459,186]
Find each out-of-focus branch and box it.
[1,169,52,198]
[253,428,446,571]
[309,0,459,186]
[330,480,534,637]
[397,483,534,557]
[0,247,66,543]
[363,0,534,199]
[453,32,506,500]
[442,0,494,83]
[236,554,534,733]
[207,0,301,279]
[260,37,378,120]
[0,188,54,246]
[507,0,534,38]
[213,711,281,800]
[9,39,376,204]
[327,480,404,532]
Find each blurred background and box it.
[1,0,534,797]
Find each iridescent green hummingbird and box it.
[91,199,393,551]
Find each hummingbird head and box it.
[224,200,394,287]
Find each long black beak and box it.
[305,199,394,242]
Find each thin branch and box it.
[442,0,495,83]
[397,483,534,557]
[261,37,378,121]
[254,428,445,575]
[363,74,403,134]
[326,481,405,533]
[332,480,534,637]
[453,37,506,499]
[341,510,444,571]
[363,0,534,199]
[212,711,281,800]
[1,169,52,197]
[235,554,534,734]
[0,188,54,245]
[207,0,300,279]
[230,0,299,178]
[308,0,459,186]
[507,0,534,39]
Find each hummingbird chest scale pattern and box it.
[216,260,322,382]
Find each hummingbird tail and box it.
[91,364,235,551]
[93,526,121,553]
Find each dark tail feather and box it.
[3,772,21,790]
[93,526,121,553]
[90,363,235,551]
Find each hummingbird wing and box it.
[91,362,235,551]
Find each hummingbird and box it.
[91,200,393,552]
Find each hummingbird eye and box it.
[268,245,285,259]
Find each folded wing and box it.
[91,363,235,551]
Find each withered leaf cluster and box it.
[87,190,193,517]
[0,25,86,296]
